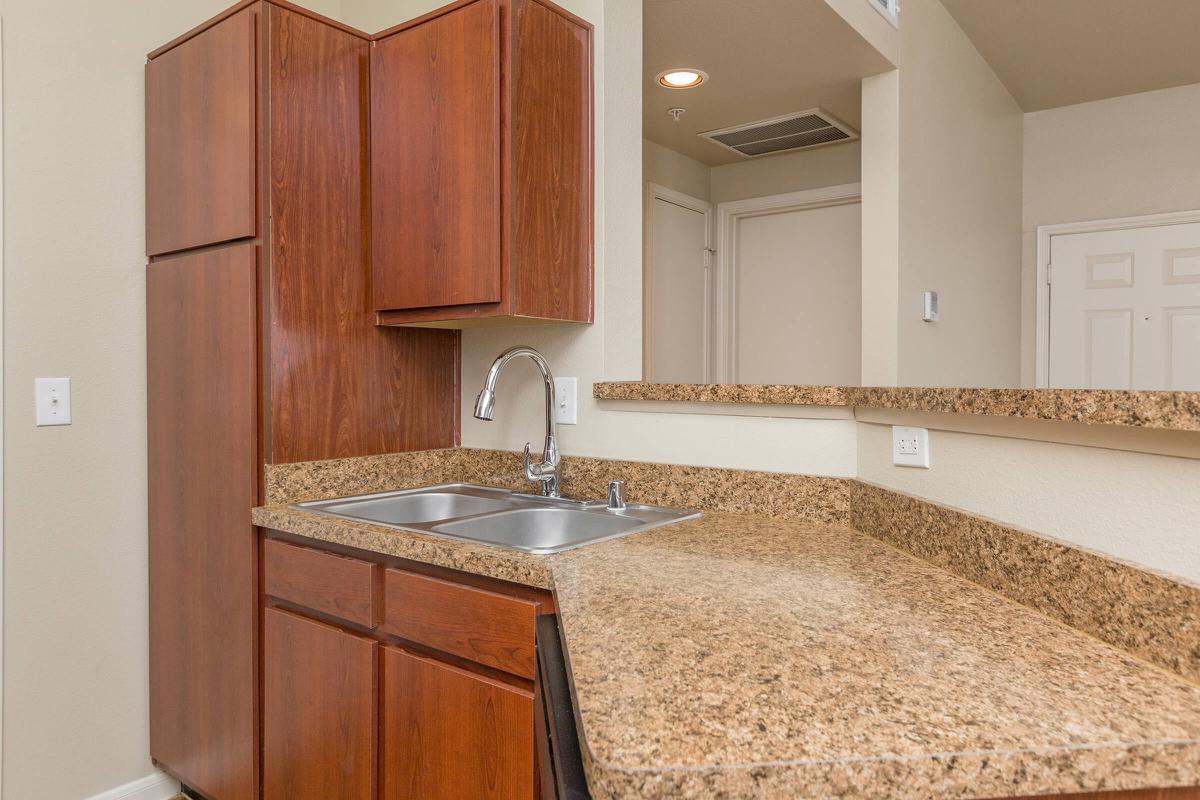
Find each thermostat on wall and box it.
[922,291,939,322]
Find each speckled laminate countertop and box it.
[252,502,1200,799]
[594,383,1200,431]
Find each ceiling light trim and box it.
[656,68,709,89]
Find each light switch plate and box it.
[892,425,929,468]
[36,377,72,426]
[554,377,578,425]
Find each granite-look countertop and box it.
[594,382,1200,431]
[253,502,1200,799]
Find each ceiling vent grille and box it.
[700,109,859,158]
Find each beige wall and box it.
[895,0,1023,387]
[643,139,710,201]
[1019,82,1200,384]
[339,0,435,31]
[643,138,863,206]
[0,1,326,797]
[709,142,861,204]
[860,69,900,385]
[822,0,898,66]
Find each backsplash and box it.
[266,448,853,524]
[851,482,1200,683]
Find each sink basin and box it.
[316,492,514,525]
[292,483,700,554]
[433,507,648,552]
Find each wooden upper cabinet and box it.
[261,3,462,463]
[372,0,594,328]
[371,0,501,313]
[145,7,257,256]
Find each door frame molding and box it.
[714,182,861,383]
[1035,208,1200,388]
[643,182,714,382]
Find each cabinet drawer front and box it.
[264,539,379,627]
[382,569,538,678]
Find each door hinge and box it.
[1046,263,1053,285]
[702,247,716,269]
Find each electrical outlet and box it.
[36,377,72,426]
[892,426,929,468]
[553,377,578,425]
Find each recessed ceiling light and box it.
[656,68,707,89]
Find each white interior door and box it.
[645,188,711,382]
[1048,221,1200,389]
[733,202,861,384]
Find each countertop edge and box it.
[593,383,1200,432]
[251,505,555,590]
[579,738,1200,800]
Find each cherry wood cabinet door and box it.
[511,0,594,323]
[371,0,502,312]
[381,647,534,800]
[264,4,460,462]
[147,243,258,800]
[145,7,256,255]
[263,607,378,800]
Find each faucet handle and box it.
[523,442,548,479]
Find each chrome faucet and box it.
[473,346,560,497]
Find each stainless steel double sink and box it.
[292,484,701,555]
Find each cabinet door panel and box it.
[147,243,258,800]
[146,7,256,255]
[371,0,501,311]
[263,607,377,800]
[511,0,594,322]
[264,4,461,462]
[382,647,534,800]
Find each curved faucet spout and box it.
[473,346,560,497]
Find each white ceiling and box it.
[941,0,1200,112]
[643,0,893,166]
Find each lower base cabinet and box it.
[261,534,550,800]
[263,607,378,799]
[382,648,535,799]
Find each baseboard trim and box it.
[83,771,180,800]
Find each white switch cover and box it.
[36,377,72,426]
[554,377,578,425]
[892,425,929,468]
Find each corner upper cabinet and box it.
[371,0,594,328]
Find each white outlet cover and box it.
[892,425,930,468]
[553,377,578,425]
[36,377,72,426]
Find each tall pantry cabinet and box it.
[145,4,459,798]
